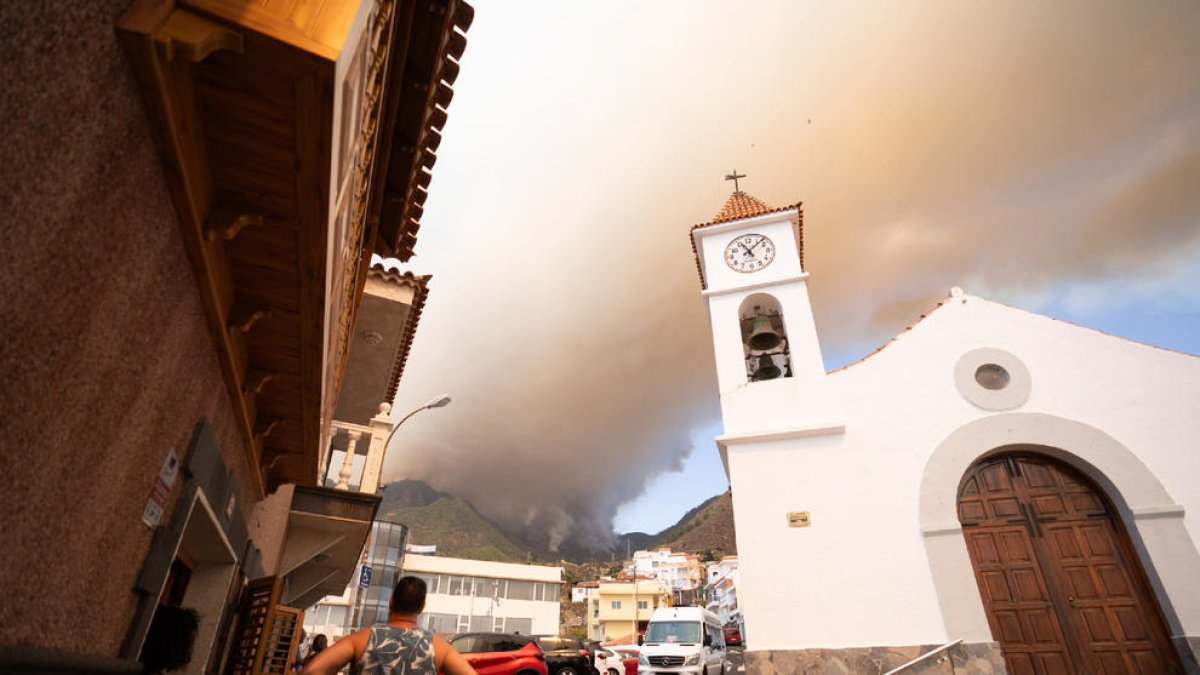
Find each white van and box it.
[638,606,727,675]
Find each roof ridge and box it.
[709,190,776,225]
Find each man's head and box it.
[390,575,427,615]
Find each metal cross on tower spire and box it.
[724,169,746,193]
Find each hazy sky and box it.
[378,1,1200,547]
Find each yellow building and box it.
[587,579,670,643]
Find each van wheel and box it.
[609,669,620,675]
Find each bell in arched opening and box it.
[750,354,782,381]
[739,295,793,384]
[747,315,782,351]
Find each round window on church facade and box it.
[974,364,1010,390]
[954,348,1031,411]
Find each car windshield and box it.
[644,621,701,644]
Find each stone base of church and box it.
[1175,635,1200,675]
[743,641,1006,675]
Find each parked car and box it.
[592,647,625,675]
[721,626,742,647]
[448,632,548,675]
[610,648,639,675]
[533,635,597,675]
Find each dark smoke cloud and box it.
[378,1,1200,551]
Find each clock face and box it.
[724,233,775,272]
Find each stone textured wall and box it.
[744,641,1006,675]
[0,1,253,657]
[1176,636,1200,675]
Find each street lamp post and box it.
[382,394,452,451]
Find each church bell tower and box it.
[690,175,832,435]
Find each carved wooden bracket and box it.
[154,10,244,63]
[254,419,281,444]
[243,369,278,395]
[227,305,274,335]
[205,214,263,242]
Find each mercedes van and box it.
[638,606,726,675]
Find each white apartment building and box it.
[627,549,704,594]
[401,554,563,636]
[705,557,741,633]
[570,580,599,603]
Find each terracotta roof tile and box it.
[367,262,432,403]
[710,191,777,224]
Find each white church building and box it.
[689,190,1200,674]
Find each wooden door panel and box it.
[964,522,1075,669]
[1035,652,1074,675]
[959,455,1183,674]
[1078,607,1117,642]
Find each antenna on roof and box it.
[724,169,746,193]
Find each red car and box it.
[447,632,548,675]
[611,648,639,675]
[722,626,742,647]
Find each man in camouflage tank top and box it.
[301,576,476,675]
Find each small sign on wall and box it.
[141,448,180,529]
[787,511,811,528]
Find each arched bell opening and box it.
[738,293,791,383]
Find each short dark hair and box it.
[391,575,427,614]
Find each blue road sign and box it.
[359,565,373,588]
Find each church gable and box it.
[830,290,1199,381]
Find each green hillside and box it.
[384,496,532,562]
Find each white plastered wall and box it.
[723,293,1200,652]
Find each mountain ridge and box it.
[379,480,735,563]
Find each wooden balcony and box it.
[118,0,471,496]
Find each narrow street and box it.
[726,647,745,673]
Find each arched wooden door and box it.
[957,454,1183,674]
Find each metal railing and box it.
[881,639,963,675]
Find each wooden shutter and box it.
[260,606,303,674]
[224,576,304,675]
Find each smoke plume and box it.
[378,1,1200,552]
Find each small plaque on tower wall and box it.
[787,511,811,528]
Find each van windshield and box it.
[644,621,701,644]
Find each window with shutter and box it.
[224,576,305,675]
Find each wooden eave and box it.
[371,0,473,261]
[116,0,469,496]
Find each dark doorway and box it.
[958,454,1182,674]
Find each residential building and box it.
[401,555,563,636]
[570,580,600,603]
[2,0,472,671]
[704,557,741,635]
[626,549,704,604]
[587,579,670,643]
[302,519,410,642]
[689,189,1200,671]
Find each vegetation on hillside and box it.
[383,496,530,562]
[379,480,736,564]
